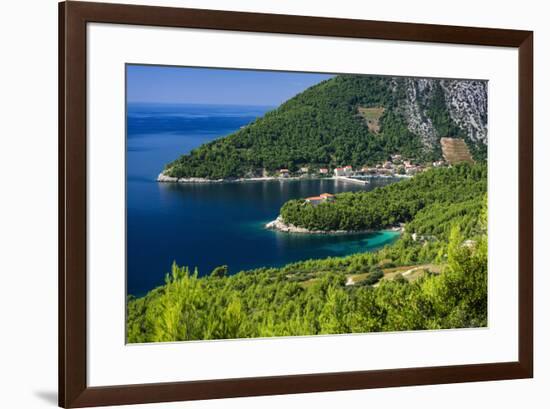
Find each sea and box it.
[126,103,400,296]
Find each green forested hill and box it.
[280,163,486,232]
[164,75,486,179]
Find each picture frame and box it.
[59,1,533,407]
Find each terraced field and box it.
[300,263,442,289]
[440,137,474,164]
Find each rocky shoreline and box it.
[157,173,224,183]
[157,172,329,184]
[265,216,404,235]
[157,171,409,184]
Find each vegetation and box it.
[280,163,486,232]
[163,75,485,179]
[127,164,487,342]
[426,82,465,139]
[127,225,486,342]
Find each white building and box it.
[334,167,346,176]
[335,166,353,176]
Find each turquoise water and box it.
[127,103,401,296]
[319,230,401,254]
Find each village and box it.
[159,154,448,185]
[277,154,447,182]
[274,154,449,206]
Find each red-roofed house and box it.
[334,166,353,176]
[305,196,323,205]
[334,167,346,176]
[320,193,335,200]
[305,193,335,205]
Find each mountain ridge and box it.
[164,75,487,180]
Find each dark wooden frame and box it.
[59,1,533,407]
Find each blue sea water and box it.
[127,103,400,296]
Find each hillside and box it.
[164,75,488,180]
[279,163,486,233]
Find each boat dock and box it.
[334,176,370,185]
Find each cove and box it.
[127,103,400,296]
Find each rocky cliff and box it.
[399,78,487,148]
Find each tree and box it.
[211,265,228,278]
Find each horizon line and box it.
[127,101,277,108]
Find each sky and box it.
[126,65,333,106]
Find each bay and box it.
[127,103,400,296]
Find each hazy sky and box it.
[126,65,333,106]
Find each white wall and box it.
[0,0,547,408]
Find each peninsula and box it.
[265,163,486,235]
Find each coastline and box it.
[157,172,332,184]
[158,173,308,184]
[265,215,404,235]
[157,171,410,184]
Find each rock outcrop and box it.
[157,171,224,183]
[157,172,178,183]
[400,78,488,149]
[265,216,402,235]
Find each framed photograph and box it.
[59,1,533,407]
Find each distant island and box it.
[158,74,486,182]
